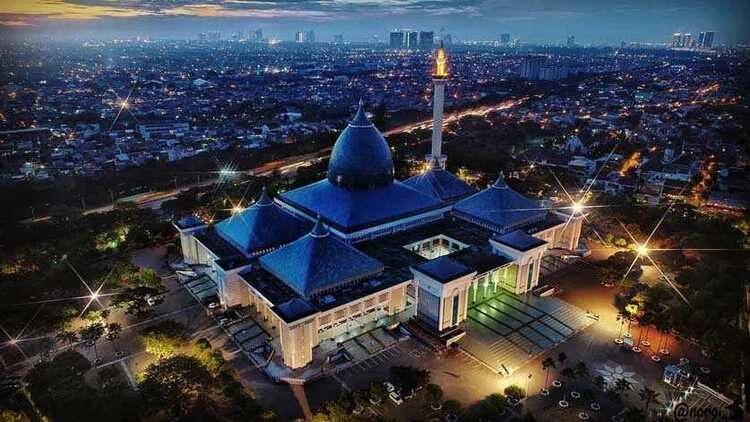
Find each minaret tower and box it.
[428,42,448,169]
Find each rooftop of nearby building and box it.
[403,163,476,203]
[279,178,445,234]
[215,186,312,255]
[453,173,548,234]
[258,219,385,298]
[493,229,548,252]
[412,256,475,283]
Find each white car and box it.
[207,302,220,310]
[383,381,395,393]
[388,391,403,406]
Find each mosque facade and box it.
[175,46,584,370]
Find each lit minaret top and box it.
[429,42,448,168]
[433,42,448,78]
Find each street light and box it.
[636,244,649,257]
[571,201,584,214]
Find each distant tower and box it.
[428,42,448,168]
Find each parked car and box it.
[207,302,220,310]
[388,391,403,406]
[383,381,395,393]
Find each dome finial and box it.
[257,185,273,206]
[310,214,329,238]
[493,171,507,189]
[350,99,370,127]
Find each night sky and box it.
[1,0,748,45]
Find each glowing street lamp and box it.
[636,244,649,257]
[571,201,584,214]
[119,99,129,109]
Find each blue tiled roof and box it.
[328,100,394,189]
[404,168,476,203]
[453,173,547,234]
[273,298,317,323]
[215,188,312,255]
[175,215,204,230]
[493,229,547,252]
[412,256,474,283]
[258,220,385,298]
[279,179,445,233]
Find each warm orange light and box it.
[434,46,448,78]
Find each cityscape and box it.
[0,1,749,421]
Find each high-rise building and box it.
[520,55,546,80]
[407,31,418,49]
[306,30,316,43]
[683,33,693,48]
[254,29,263,42]
[566,35,576,47]
[672,33,682,48]
[500,33,510,45]
[419,31,434,50]
[390,31,404,49]
[295,31,305,43]
[700,31,715,48]
[333,34,344,44]
[443,34,453,45]
[207,31,221,42]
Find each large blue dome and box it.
[328,101,394,190]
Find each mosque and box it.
[175,45,584,370]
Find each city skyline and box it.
[1,0,749,45]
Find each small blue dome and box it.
[328,100,394,190]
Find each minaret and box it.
[428,42,448,169]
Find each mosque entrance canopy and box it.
[403,234,469,260]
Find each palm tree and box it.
[557,352,567,367]
[79,322,105,364]
[105,322,122,356]
[614,378,632,401]
[55,330,78,350]
[541,357,556,392]
[425,383,444,410]
[654,316,671,355]
[638,386,659,415]
[560,367,575,402]
[574,361,588,379]
[623,406,645,422]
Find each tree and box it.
[638,386,659,415]
[442,399,462,417]
[191,338,225,376]
[139,354,213,418]
[504,385,526,400]
[614,378,632,399]
[574,361,588,379]
[111,286,162,318]
[476,393,506,420]
[541,357,556,391]
[139,320,185,358]
[623,406,645,422]
[78,322,105,363]
[593,375,605,391]
[368,381,385,404]
[389,366,430,392]
[105,322,122,355]
[425,383,444,408]
[25,350,96,422]
[557,352,567,367]
[56,330,78,349]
